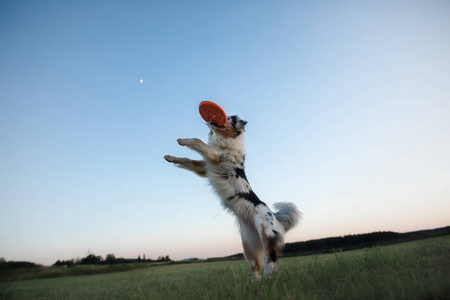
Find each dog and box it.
[164,115,301,279]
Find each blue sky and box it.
[1,1,449,265]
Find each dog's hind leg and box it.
[253,205,285,278]
[261,227,278,278]
[239,221,264,279]
[164,155,207,177]
[255,220,281,279]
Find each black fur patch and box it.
[230,115,239,126]
[268,233,279,263]
[237,190,264,206]
[234,167,248,181]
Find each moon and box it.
[140,79,143,84]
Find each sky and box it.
[1,1,449,266]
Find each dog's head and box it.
[208,115,248,149]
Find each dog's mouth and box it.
[208,121,226,129]
[208,121,228,137]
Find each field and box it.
[1,236,449,299]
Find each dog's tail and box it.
[273,202,302,232]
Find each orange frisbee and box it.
[199,101,227,127]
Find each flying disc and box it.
[199,101,227,127]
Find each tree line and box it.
[283,226,450,256]
[53,253,171,267]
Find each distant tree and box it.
[80,254,103,265]
[143,254,146,261]
[54,260,62,266]
[53,259,75,267]
[138,254,141,261]
[0,257,6,264]
[1,261,39,270]
[66,260,75,267]
[105,254,116,265]
[156,255,171,262]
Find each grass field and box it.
[1,236,449,299]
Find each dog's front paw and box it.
[177,138,196,147]
[164,155,177,163]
